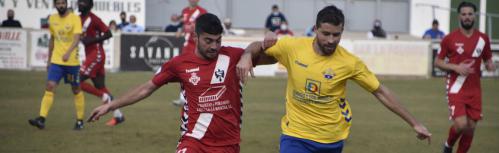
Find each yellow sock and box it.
[39,91,54,118]
[74,92,85,120]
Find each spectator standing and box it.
[265,4,287,33]
[1,9,22,28]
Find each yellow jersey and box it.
[265,37,380,143]
[49,12,82,66]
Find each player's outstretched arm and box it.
[372,84,432,144]
[237,33,278,83]
[88,80,160,122]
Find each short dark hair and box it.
[432,19,439,25]
[120,11,126,16]
[316,5,344,28]
[272,5,278,10]
[457,1,477,13]
[78,0,93,8]
[54,0,68,4]
[195,13,223,35]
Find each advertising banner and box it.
[0,28,28,69]
[120,33,184,71]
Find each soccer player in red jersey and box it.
[77,0,124,126]
[88,13,269,153]
[435,2,496,153]
[179,0,207,53]
[172,0,208,106]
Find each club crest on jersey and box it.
[189,72,200,85]
[322,68,335,80]
[455,43,464,54]
[215,69,225,82]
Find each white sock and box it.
[113,109,123,118]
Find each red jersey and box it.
[152,46,244,146]
[80,12,109,56]
[181,6,207,48]
[438,29,492,98]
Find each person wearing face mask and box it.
[122,15,145,33]
[368,19,387,38]
[274,22,294,36]
[436,2,496,153]
[1,9,22,28]
[265,4,288,33]
[237,5,432,153]
[28,0,85,130]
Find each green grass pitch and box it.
[0,70,498,153]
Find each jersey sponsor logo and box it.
[189,72,200,85]
[305,79,321,94]
[186,67,199,73]
[294,60,308,68]
[472,37,485,58]
[455,43,464,54]
[291,79,334,104]
[199,85,227,103]
[210,55,229,84]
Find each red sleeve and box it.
[437,36,450,59]
[93,15,109,33]
[482,34,492,61]
[151,59,178,86]
[200,7,207,15]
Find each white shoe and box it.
[172,99,185,106]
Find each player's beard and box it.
[460,20,474,30]
[318,42,337,56]
[57,7,67,16]
[197,46,218,60]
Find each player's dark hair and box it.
[53,0,68,4]
[195,13,223,35]
[272,4,278,10]
[316,5,344,28]
[457,1,476,13]
[77,0,93,8]
[86,0,93,8]
[432,19,439,25]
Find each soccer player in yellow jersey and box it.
[237,5,432,153]
[29,0,85,130]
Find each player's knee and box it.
[453,121,468,131]
[45,82,57,91]
[71,87,81,94]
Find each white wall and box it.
[410,0,451,38]
[0,0,145,29]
